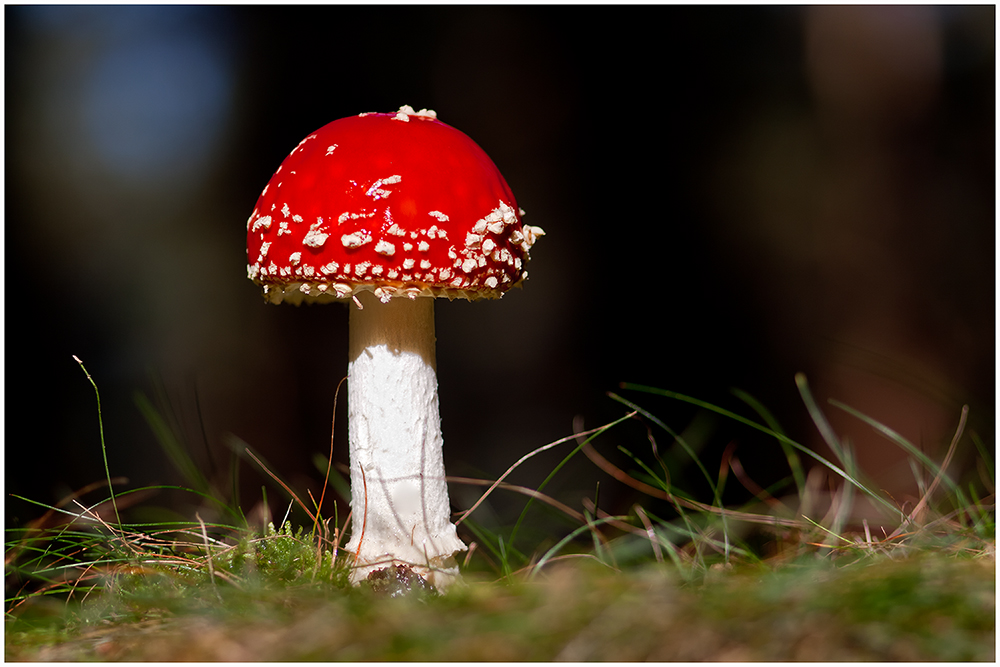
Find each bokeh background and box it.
[6,6,994,538]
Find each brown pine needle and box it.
[352,465,368,569]
[728,451,792,514]
[245,448,317,525]
[580,441,805,529]
[69,499,140,556]
[635,504,664,564]
[890,405,969,539]
[195,513,221,600]
[314,375,348,539]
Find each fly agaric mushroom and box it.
[246,105,543,590]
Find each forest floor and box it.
[7,551,993,661]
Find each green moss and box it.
[6,551,994,661]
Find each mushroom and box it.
[246,105,544,590]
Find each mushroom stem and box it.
[344,290,466,589]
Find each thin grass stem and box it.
[529,515,626,580]
[72,356,122,531]
[508,412,636,551]
[454,412,636,528]
[608,392,720,503]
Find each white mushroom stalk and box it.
[343,290,466,589]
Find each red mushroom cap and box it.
[246,106,542,304]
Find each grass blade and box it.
[620,381,896,515]
[828,399,961,496]
[529,515,626,580]
[72,356,123,532]
[731,387,807,498]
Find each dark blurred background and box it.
[5,7,994,537]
